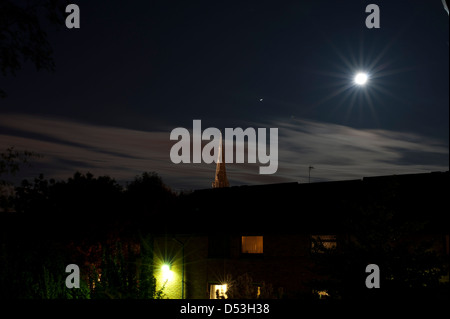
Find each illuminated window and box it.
[210,284,228,299]
[241,236,263,254]
[311,235,337,253]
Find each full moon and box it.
[354,72,368,85]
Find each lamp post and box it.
[173,237,185,299]
[309,166,314,183]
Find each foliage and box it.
[84,240,165,299]
[0,237,90,299]
[126,172,175,213]
[308,180,449,300]
[13,171,126,242]
[226,272,280,299]
[0,0,68,97]
[0,147,39,182]
[1,168,174,299]
[0,235,165,299]
[124,172,177,232]
[0,222,164,299]
[0,147,40,212]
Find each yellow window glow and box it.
[241,236,263,254]
[210,284,227,299]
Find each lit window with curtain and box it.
[241,236,263,254]
[210,284,228,299]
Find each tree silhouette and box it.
[0,147,39,212]
[0,0,67,97]
[308,179,449,301]
[3,170,173,299]
[226,272,279,299]
[125,172,176,230]
[13,171,126,243]
[0,146,38,179]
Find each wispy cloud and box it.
[269,118,449,183]
[0,113,448,190]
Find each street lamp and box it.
[161,264,173,281]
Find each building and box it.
[153,171,450,299]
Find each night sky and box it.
[1,0,448,191]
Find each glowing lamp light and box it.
[354,72,368,86]
[161,264,173,281]
[162,264,170,272]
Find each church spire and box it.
[212,133,229,188]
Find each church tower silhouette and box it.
[212,133,229,188]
